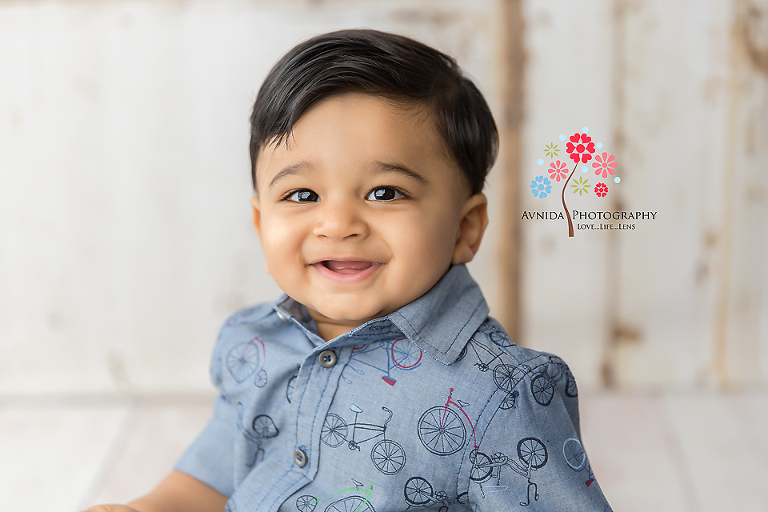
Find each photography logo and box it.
[525,127,655,237]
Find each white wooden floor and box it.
[1,390,766,512]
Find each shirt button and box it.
[293,449,308,467]
[276,311,288,322]
[318,350,337,368]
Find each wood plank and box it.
[519,0,616,388]
[82,399,215,506]
[495,0,525,342]
[0,403,128,511]
[579,391,692,512]
[715,0,768,385]
[663,392,768,511]
[613,0,734,386]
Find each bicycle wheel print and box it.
[254,368,268,388]
[563,437,586,470]
[320,413,348,447]
[404,477,433,506]
[226,342,261,382]
[488,330,514,348]
[530,374,555,406]
[492,364,517,394]
[370,440,405,475]
[517,437,548,469]
[296,495,318,512]
[469,451,493,482]
[565,370,578,397]
[286,374,297,403]
[456,343,469,363]
[252,415,278,439]
[324,496,374,512]
[499,390,519,410]
[391,338,422,369]
[418,406,467,456]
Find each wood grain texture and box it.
[612,0,735,387]
[714,0,768,385]
[495,0,525,342]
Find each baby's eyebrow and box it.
[371,161,428,184]
[268,162,312,190]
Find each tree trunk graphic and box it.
[561,163,579,238]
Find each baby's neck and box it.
[314,319,357,342]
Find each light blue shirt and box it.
[176,264,612,511]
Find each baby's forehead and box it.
[254,93,463,188]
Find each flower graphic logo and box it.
[530,127,621,237]
[544,143,559,158]
[565,132,596,164]
[571,176,591,196]
[592,152,617,179]
[548,160,568,182]
[594,182,608,197]
[530,175,552,198]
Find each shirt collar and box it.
[386,264,489,365]
[273,264,489,364]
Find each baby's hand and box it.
[78,470,228,512]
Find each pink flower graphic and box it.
[565,132,596,164]
[548,160,568,181]
[592,152,617,178]
[594,182,608,198]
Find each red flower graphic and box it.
[594,182,608,197]
[592,152,617,178]
[566,132,595,164]
[548,160,568,181]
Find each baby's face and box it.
[252,92,486,339]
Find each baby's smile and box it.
[312,259,383,283]
[320,260,376,273]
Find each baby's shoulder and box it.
[211,303,279,352]
[222,303,276,328]
[469,317,562,364]
[452,317,577,407]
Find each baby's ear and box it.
[251,196,262,237]
[452,193,489,265]
[250,196,271,275]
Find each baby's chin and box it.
[308,302,400,329]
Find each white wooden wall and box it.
[1,0,766,395]
[0,0,503,395]
[521,0,768,389]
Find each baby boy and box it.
[86,29,612,512]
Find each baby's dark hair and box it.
[249,29,498,195]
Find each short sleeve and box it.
[174,322,238,496]
[468,360,612,511]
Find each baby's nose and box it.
[313,200,369,240]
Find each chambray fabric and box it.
[176,264,612,511]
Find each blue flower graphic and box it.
[530,175,552,199]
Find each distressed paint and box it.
[716,0,768,385]
[496,0,525,343]
[613,0,733,387]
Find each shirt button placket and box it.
[293,350,338,478]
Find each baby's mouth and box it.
[321,260,374,273]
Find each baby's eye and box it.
[285,189,320,202]
[366,187,405,201]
